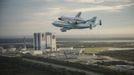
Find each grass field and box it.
[84,47,109,54]
[98,49,134,61]
[84,47,134,61]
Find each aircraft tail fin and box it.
[91,16,97,22]
[86,16,97,23]
[75,12,81,18]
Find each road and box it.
[23,58,102,75]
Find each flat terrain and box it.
[84,47,109,54]
[0,57,53,75]
[0,56,95,75]
[97,49,134,61]
[83,47,134,62]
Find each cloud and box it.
[71,3,134,12]
[65,0,96,3]
[64,0,132,3]
[32,7,65,21]
[0,0,134,37]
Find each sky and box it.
[0,0,134,38]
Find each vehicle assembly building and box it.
[33,32,56,51]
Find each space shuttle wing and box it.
[75,12,81,18]
[63,19,77,24]
[66,20,80,25]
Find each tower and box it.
[33,33,45,50]
[45,32,56,51]
[45,32,52,49]
[52,35,56,51]
[33,32,56,51]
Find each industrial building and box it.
[45,32,56,51]
[33,32,56,51]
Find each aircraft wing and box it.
[75,12,81,18]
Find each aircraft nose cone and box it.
[52,21,59,27]
[52,22,55,25]
[52,21,58,26]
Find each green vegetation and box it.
[84,47,109,54]
[1,55,134,75]
[0,56,52,75]
[98,50,134,61]
[58,41,134,48]
[23,56,134,75]
[0,56,86,75]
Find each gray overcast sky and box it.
[0,0,134,37]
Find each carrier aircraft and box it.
[52,12,102,32]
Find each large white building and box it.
[33,33,46,50]
[33,32,56,51]
[45,32,57,51]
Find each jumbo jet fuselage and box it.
[53,19,96,29]
[52,12,102,32]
